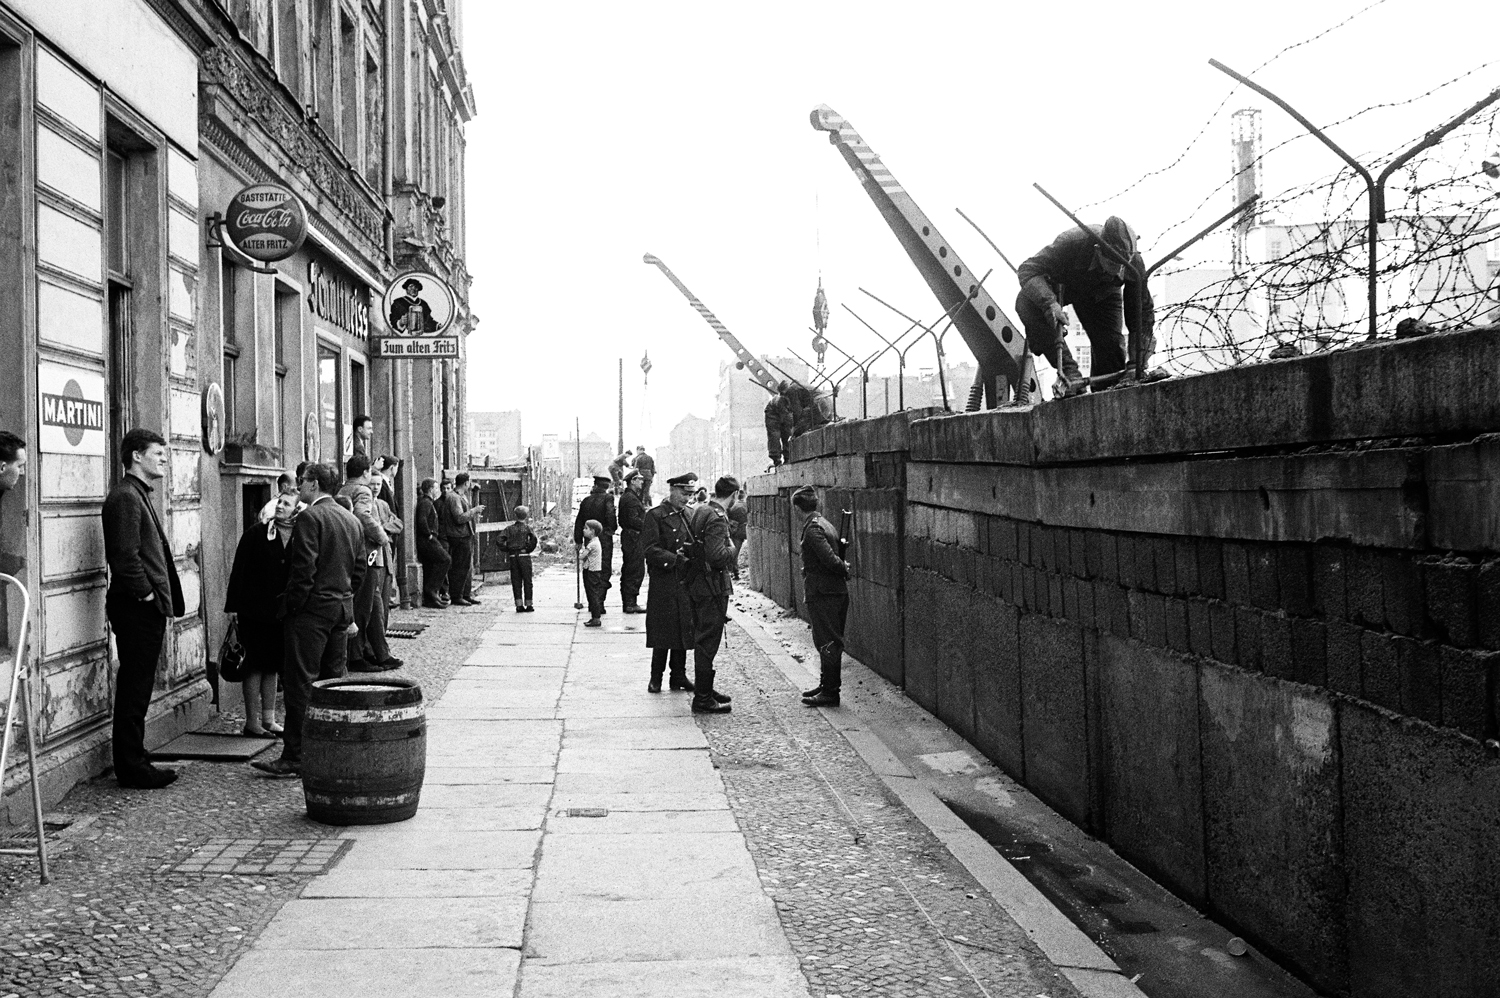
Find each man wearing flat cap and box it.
[793,485,850,707]
[617,469,648,614]
[574,474,618,605]
[677,473,737,713]
[388,277,440,333]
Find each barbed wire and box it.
[1152,101,1500,373]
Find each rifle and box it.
[837,508,853,561]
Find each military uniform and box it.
[797,493,849,705]
[618,480,647,612]
[681,497,737,712]
[641,496,694,689]
[764,392,792,465]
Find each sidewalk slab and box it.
[337,828,542,869]
[525,894,795,963]
[302,868,533,898]
[531,832,762,901]
[518,955,807,998]
[253,896,526,949]
[212,949,521,998]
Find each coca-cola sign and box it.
[224,184,308,263]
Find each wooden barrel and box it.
[302,677,426,825]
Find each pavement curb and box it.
[730,607,1148,998]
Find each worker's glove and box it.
[1047,303,1069,336]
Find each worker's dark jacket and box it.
[574,488,617,572]
[641,501,693,648]
[788,385,827,435]
[1016,226,1155,342]
[680,502,736,599]
[619,489,646,535]
[800,512,848,597]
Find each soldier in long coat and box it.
[617,470,648,613]
[640,473,698,692]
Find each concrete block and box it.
[1196,538,1224,600]
[1165,597,1190,653]
[848,578,902,686]
[1422,557,1477,648]
[1311,547,1348,621]
[1017,521,1033,566]
[1260,612,1295,680]
[1047,574,1064,619]
[1076,577,1097,632]
[1278,546,1314,617]
[1342,703,1500,998]
[1153,537,1178,596]
[1479,560,1500,651]
[1096,635,1205,904]
[1069,529,1089,579]
[1209,600,1236,665]
[1128,590,1166,647]
[971,596,1024,777]
[992,516,1018,560]
[1439,647,1498,740]
[1222,542,1250,605]
[1248,545,1279,610]
[1095,532,1120,582]
[1347,549,1386,629]
[1235,607,1263,672]
[1382,553,1425,637]
[1199,665,1346,992]
[1290,618,1328,687]
[1020,614,1090,827]
[1115,535,1139,589]
[1188,599,1213,657]
[1360,631,1400,711]
[1394,637,1443,725]
[1174,540,1199,597]
[1426,435,1500,553]
[1326,622,1364,696]
[1035,524,1056,571]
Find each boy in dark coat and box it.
[498,505,538,612]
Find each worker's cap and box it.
[623,469,641,483]
[592,474,612,485]
[667,473,699,489]
[402,277,424,292]
[1095,217,1138,278]
[791,485,819,511]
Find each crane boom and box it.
[809,105,1027,402]
[642,253,780,393]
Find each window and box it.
[311,0,334,124]
[274,286,297,453]
[274,0,302,97]
[350,358,366,431]
[222,259,241,436]
[339,10,358,161]
[317,343,340,463]
[363,49,381,188]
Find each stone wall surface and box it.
[747,329,1500,998]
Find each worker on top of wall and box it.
[764,383,793,467]
[1015,216,1155,396]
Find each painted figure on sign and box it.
[388,278,440,333]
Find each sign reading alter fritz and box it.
[225,184,308,263]
[372,270,459,359]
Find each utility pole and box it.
[617,358,624,455]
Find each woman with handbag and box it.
[223,490,299,736]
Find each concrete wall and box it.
[747,329,1500,998]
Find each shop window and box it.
[317,343,340,465]
[350,358,366,434]
[339,9,358,162]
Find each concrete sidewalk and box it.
[207,568,810,998]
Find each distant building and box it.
[660,414,714,485]
[546,432,614,478]
[469,411,523,465]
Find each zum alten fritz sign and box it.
[371,270,460,359]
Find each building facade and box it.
[0,0,476,820]
[468,410,523,465]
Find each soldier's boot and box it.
[647,663,664,694]
[691,667,731,714]
[668,667,695,692]
[802,645,842,707]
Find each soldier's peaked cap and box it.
[667,473,699,487]
[592,474,612,485]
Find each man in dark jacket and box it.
[414,478,451,607]
[573,475,617,605]
[681,476,738,713]
[253,462,365,777]
[787,381,827,437]
[632,446,656,499]
[794,485,850,707]
[440,472,485,605]
[1015,216,1154,392]
[617,470,648,613]
[102,428,185,789]
[641,474,696,693]
[764,385,792,466]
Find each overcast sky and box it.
[460,0,1496,450]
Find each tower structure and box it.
[1231,108,1263,271]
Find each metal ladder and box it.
[0,573,51,883]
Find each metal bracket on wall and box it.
[203,213,279,275]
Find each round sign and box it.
[225,184,308,263]
[303,412,320,464]
[201,383,225,455]
[382,271,455,335]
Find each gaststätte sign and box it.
[373,270,459,359]
[225,184,308,263]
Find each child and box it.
[580,519,605,626]
[498,505,538,612]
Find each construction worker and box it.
[764,382,793,465]
[1015,216,1155,394]
[787,380,827,436]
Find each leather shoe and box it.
[118,766,177,789]
[712,690,732,704]
[801,685,822,699]
[801,691,840,707]
[250,757,301,778]
[691,699,731,714]
[375,657,403,670]
[668,676,695,692]
[523,606,535,612]
[422,599,447,609]
[647,677,662,693]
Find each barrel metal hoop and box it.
[304,790,421,807]
[306,704,426,723]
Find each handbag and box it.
[218,618,247,683]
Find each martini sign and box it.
[38,363,106,456]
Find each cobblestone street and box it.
[1,569,1119,997]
